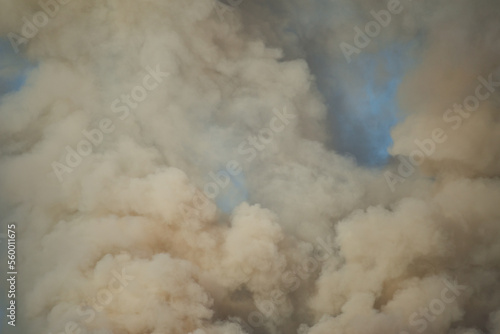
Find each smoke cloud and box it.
[0,0,499,333]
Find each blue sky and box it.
[0,38,32,98]
[335,40,419,167]
[305,38,420,167]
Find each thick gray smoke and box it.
[0,0,499,333]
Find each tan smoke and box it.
[0,0,499,334]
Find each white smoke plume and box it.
[0,0,499,333]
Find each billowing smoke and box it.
[0,0,499,333]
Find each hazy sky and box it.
[1,1,500,334]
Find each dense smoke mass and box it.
[0,0,499,333]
